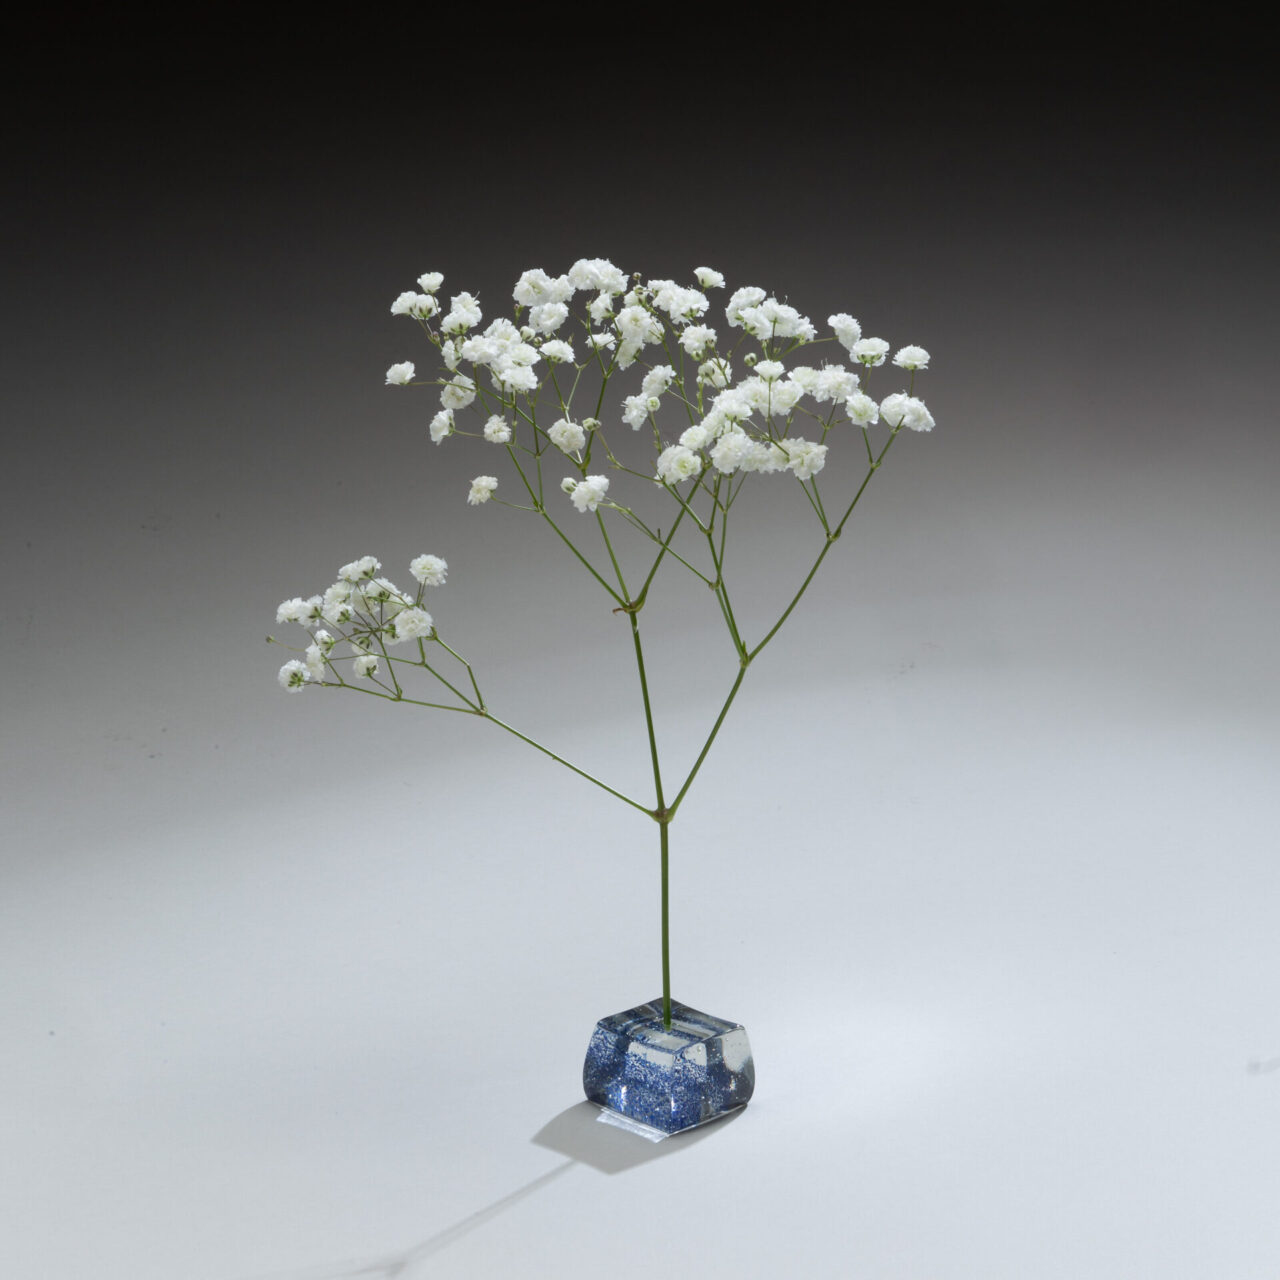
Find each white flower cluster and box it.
[274,554,448,691]
[383,259,935,510]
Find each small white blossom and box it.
[828,313,862,351]
[679,325,716,358]
[710,428,752,474]
[353,654,379,679]
[879,393,935,432]
[755,360,785,382]
[540,339,575,364]
[303,643,327,680]
[560,477,578,494]
[586,330,616,350]
[483,415,512,443]
[622,393,651,430]
[588,293,615,324]
[570,474,609,512]
[513,268,572,308]
[698,358,732,389]
[893,344,931,371]
[276,597,312,624]
[417,272,444,293]
[851,337,890,367]
[468,475,498,505]
[385,361,415,385]
[656,444,702,484]
[440,374,476,411]
[430,409,454,444]
[441,291,482,335]
[338,556,380,583]
[814,365,860,404]
[846,392,880,426]
[409,554,447,586]
[548,418,587,454]
[640,365,675,400]
[529,301,570,333]
[780,437,828,480]
[679,423,711,450]
[390,291,439,319]
[278,659,310,692]
[695,267,725,289]
[726,286,767,326]
[387,606,434,644]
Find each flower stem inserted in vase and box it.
[271,260,936,1134]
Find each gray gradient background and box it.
[3,37,1278,1279]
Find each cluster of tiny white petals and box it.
[278,659,310,691]
[568,258,628,294]
[570,475,609,512]
[698,358,732,389]
[417,271,444,293]
[548,418,587,455]
[440,374,477,411]
[441,292,482,335]
[828,314,862,351]
[483,415,512,443]
[879,394,935,432]
[340,556,381,582]
[513,268,573,308]
[851,337,890,367]
[779,438,829,480]
[892,345,931,370]
[353,654,379,678]
[385,362,415,385]
[694,267,725,289]
[391,292,440,319]
[846,392,880,426]
[540,339,575,364]
[622,394,650,430]
[656,444,702,485]
[640,366,675,400]
[387,607,434,644]
[409,554,448,586]
[813,365,860,404]
[679,325,716,358]
[468,475,498,505]
[587,331,615,350]
[430,409,454,444]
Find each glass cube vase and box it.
[582,998,755,1135]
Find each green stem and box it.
[660,817,671,1027]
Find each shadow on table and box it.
[532,1100,742,1174]
[239,1102,740,1278]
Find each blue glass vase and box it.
[582,998,755,1135]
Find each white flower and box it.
[893,344,931,371]
[695,267,725,289]
[828,313,862,351]
[390,292,439,319]
[361,578,411,612]
[387,606,434,644]
[440,374,476,411]
[417,272,444,293]
[304,643,327,679]
[540,339,575,364]
[586,331,616,350]
[640,365,675,400]
[710,428,753,474]
[679,423,711,450]
[560,477,578,494]
[482,415,512,444]
[530,301,570,333]
[468,475,498,505]
[648,280,708,323]
[846,392,880,426]
[698,358,732,388]
[409,554,447,586]
[275,596,312,624]
[814,365,860,404]
[755,360,785,382]
[788,365,821,395]
[851,337,890,367]
[879,393,935,432]
[726,285,767,326]
[739,441,788,473]
[588,293,615,324]
[385,361,415,385]
[779,437,828,480]
[440,337,463,371]
[622,394,651,430]
[568,258,627,294]
[570,474,609,512]
[430,409,454,444]
[656,444,702,484]
[278,659,310,692]
[548,418,587,454]
[441,291,482,335]
[513,268,572,308]
[353,654,380,679]
[679,325,716,358]
[338,556,380,583]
